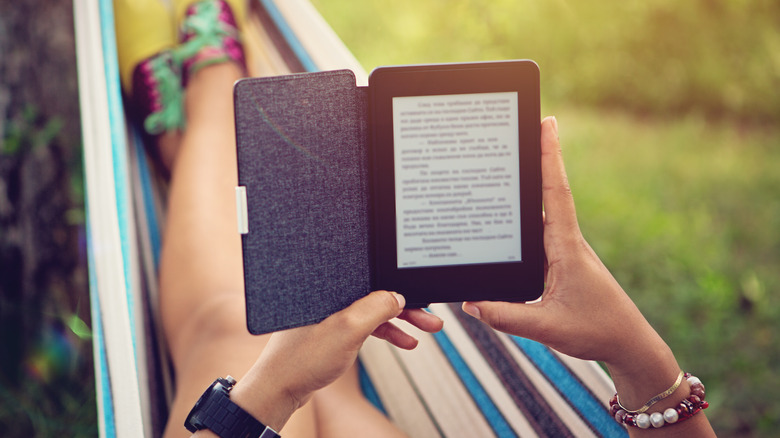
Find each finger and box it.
[462,300,546,341]
[328,291,405,345]
[397,308,444,333]
[540,117,580,247]
[372,321,419,350]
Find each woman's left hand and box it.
[227,290,443,432]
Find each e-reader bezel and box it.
[369,60,544,305]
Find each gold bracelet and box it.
[616,370,684,414]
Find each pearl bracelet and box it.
[609,372,709,429]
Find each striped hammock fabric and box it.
[360,303,625,437]
[74,0,626,436]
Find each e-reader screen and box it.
[392,92,522,268]
[370,60,543,305]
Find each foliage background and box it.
[1,1,94,436]
[310,0,780,436]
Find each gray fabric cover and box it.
[235,70,372,334]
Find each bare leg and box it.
[156,46,408,438]
[157,61,317,437]
[156,131,182,175]
[313,363,408,438]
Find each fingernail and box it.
[551,116,558,136]
[462,302,481,320]
[392,292,405,308]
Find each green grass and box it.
[312,0,780,122]
[559,108,780,435]
[311,1,780,435]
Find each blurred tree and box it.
[313,0,780,122]
[0,0,94,435]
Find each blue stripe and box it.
[98,0,138,355]
[511,337,627,437]
[258,0,319,72]
[94,0,138,435]
[433,331,517,438]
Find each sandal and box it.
[130,51,184,136]
[173,0,247,85]
[114,0,184,136]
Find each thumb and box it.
[331,290,405,343]
[462,300,545,340]
[540,116,582,259]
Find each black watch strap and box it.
[185,376,281,438]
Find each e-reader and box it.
[369,60,544,306]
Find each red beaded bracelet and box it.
[609,372,709,429]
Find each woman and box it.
[114,1,716,436]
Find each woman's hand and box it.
[461,117,686,413]
[228,290,442,432]
[461,118,715,436]
[462,117,655,363]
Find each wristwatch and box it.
[185,375,281,438]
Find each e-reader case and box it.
[236,70,371,334]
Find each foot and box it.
[130,52,184,136]
[174,0,247,86]
[114,0,185,175]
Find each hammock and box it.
[74,0,626,436]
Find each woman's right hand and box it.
[462,119,715,438]
[462,117,662,369]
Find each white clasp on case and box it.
[236,186,249,234]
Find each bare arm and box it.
[463,117,716,437]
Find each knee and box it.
[165,292,252,367]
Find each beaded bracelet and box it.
[609,373,709,429]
